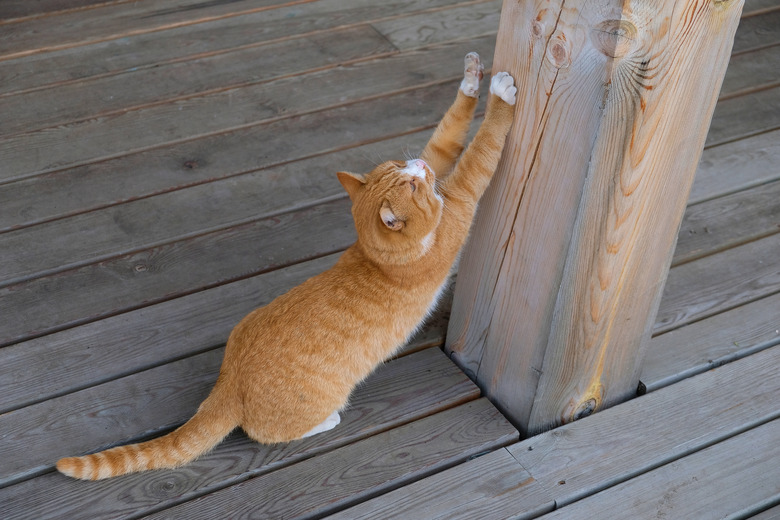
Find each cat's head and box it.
[338,159,443,265]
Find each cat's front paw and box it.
[490,72,517,105]
[460,52,484,98]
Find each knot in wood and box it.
[573,398,598,421]
[591,19,637,58]
[546,36,570,69]
[532,20,544,38]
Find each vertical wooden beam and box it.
[446,0,744,436]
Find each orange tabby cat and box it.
[56,52,517,480]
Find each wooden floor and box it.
[1,0,779,518]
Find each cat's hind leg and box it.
[420,52,483,178]
[301,410,341,438]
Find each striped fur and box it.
[56,53,516,480]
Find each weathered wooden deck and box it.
[0,0,778,518]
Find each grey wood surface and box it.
[0,348,480,518]
[144,398,518,520]
[751,504,780,520]
[0,36,495,180]
[326,448,554,520]
[655,233,780,335]
[643,291,780,392]
[507,345,780,508]
[1,26,397,137]
[690,128,780,204]
[536,419,780,519]
[674,178,780,265]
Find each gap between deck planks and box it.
[0,347,484,513]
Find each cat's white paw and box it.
[459,52,484,98]
[301,410,341,438]
[490,72,517,105]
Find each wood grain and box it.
[751,504,780,520]
[691,128,780,204]
[673,178,780,265]
[0,26,396,136]
[706,85,780,148]
[0,198,355,347]
[507,344,780,508]
[0,81,487,233]
[731,9,780,53]
[0,347,480,517]
[0,0,127,21]
[143,399,518,520]
[655,233,780,335]
[538,419,780,519]
[372,0,501,49]
[326,448,554,520]
[448,0,744,434]
[643,292,780,392]
[720,43,780,100]
[0,35,495,181]
[0,0,306,59]
[0,0,479,96]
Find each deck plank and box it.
[654,233,780,335]
[673,178,780,265]
[643,292,780,391]
[706,84,780,147]
[732,9,780,54]
[0,0,128,21]
[506,345,780,508]
[0,0,307,59]
[143,399,518,520]
[0,82,485,232]
[326,448,554,520]
[0,35,494,181]
[0,348,480,518]
[0,25,397,136]
[691,128,780,204]
[752,504,780,520]
[372,0,501,49]
[537,419,780,519]
[0,0,482,96]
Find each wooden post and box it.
[446,0,744,436]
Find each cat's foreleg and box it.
[420,52,483,178]
[440,72,516,206]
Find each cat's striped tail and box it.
[56,382,239,480]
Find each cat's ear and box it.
[337,171,366,201]
[380,201,404,231]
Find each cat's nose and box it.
[414,159,427,170]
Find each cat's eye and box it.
[409,179,416,192]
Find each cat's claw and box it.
[490,72,517,106]
[301,410,341,438]
[460,52,484,98]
